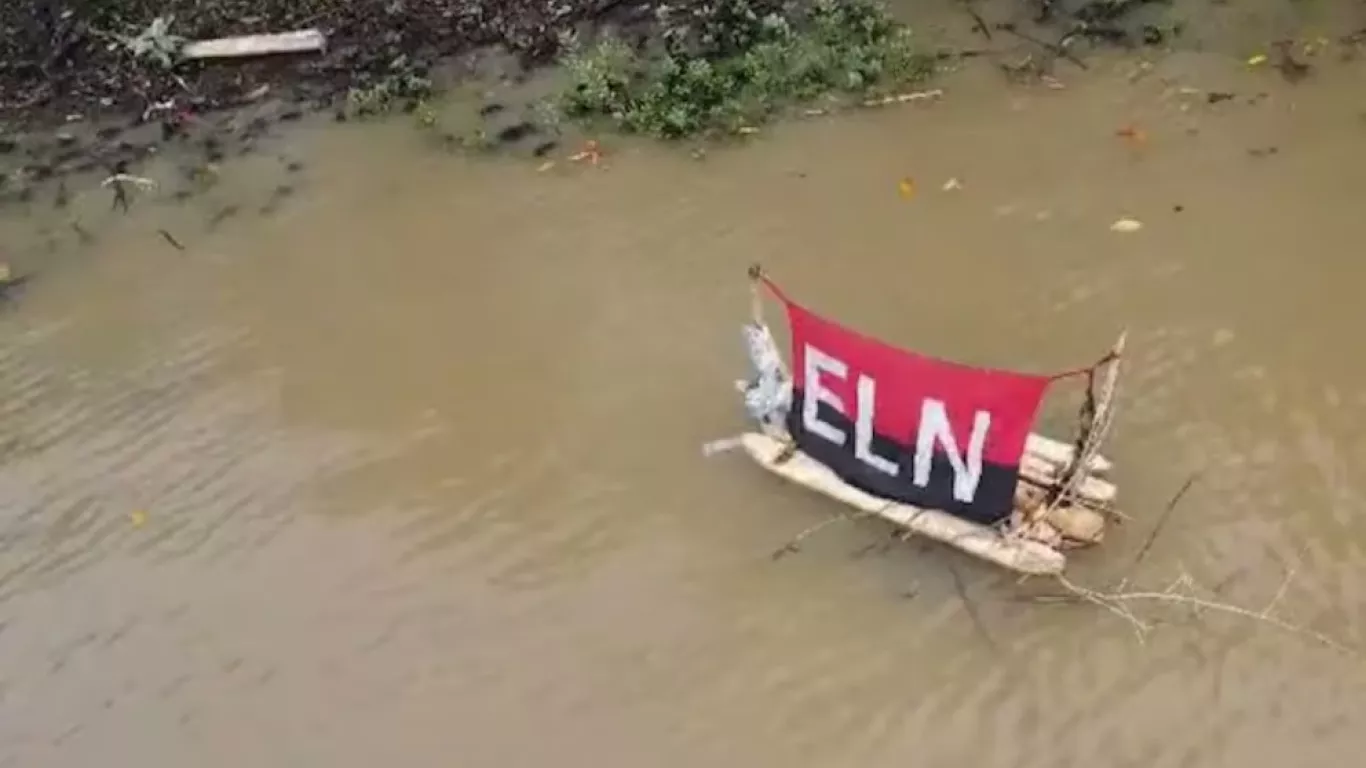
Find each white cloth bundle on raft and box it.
[736,322,792,432]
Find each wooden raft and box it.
[736,268,1124,576]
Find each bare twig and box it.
[770,501,908,559]
[960,1,993,40]
[157,229,185,251]
[771,508,878,559]
[1128,470,1201,573]
[1055,573,1353,655]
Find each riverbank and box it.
[1,0,1360,244]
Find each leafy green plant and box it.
[558,0,934,139]
[345,55,434,118]
[119,15,186,69]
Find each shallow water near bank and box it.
[3,43,1366,767]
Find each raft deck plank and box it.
[742,432,1066,576]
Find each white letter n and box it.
[913,399,991,502]
[802,344,847,445]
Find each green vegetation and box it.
[558,0,934,139]
[344,55,435,118]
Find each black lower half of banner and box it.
[786,395,1021,526]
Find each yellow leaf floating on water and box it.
[1110,217,1143,233]
[1247,53,1268,66]
[129,510,148,527]
[897,177,916,199]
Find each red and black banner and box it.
[763,278,1053,526]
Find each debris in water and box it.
[536,161,556,173]
[129,510,148,527]
[863,89,944,108]
[1302,37,1330,57]
[1272,41,1311,82]
[208,204,241,229]
[942,178,962,191]
[1247,53,1268,67]
[1116,124,1148,146]
[898,177,916,199]
[702,436,744,457]
[158,229,186,251]
[101,166,157,212]
[568,140,603,166]
[1041,75,1066,90]
[1110,218,1143,233]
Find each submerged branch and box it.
[770,504,894,559]
[1053,570,1354,655]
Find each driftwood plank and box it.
[182,30,326,61]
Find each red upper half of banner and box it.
[774,286,1052,467]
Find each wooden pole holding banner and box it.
[747,263,786,378]
[1051,332,1126,510]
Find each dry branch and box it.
[1053,570,1354,655]
[770,505,891,559]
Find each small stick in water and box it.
[1128,470,1201,573]
[157,229,186,251]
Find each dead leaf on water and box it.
[941,178,962,191]
[1110,218,1143,233]
[1247,53,1268,66]
[568,139,603,166]
[1116,124,1148,147]
[536,161,556,173]
[129,510,148,527]
[898,177,916,199]
[0,263,11,284]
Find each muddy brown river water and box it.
[3,40,1366,767]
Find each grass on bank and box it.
[557,0,935,139]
